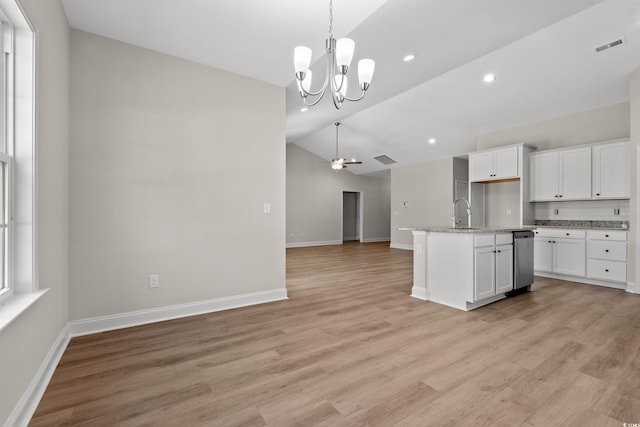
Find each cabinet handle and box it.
[605,234,609,238]
[548,240,552,243]
[605,249,610,253]
[605,269,609,272]
[497,250,501,253]
[552,240,556,244]
[566,233,570,236]
[559,195,563,198]
[596,193,600,196]
[555,195,558,198]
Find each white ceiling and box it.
[62,0,640,175]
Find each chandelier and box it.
[293,0,375,109]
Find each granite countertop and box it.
[399,226,537,234]
[533,220,629,230]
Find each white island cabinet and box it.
[405,228,526,311]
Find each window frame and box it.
[0,0,39,328]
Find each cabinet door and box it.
[495,244,514,294]
[534,237,553,272]
[494,147,519,179]
[474,246,496,301]
[529,152,558,201]
[553,238,586,277]
[592,142,629,199]
[469,151,495,182]
[559,148,591,200]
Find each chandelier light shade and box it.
[294,0,375,109]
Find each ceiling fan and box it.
[331,122,362,170]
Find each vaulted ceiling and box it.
[62,0,640,175]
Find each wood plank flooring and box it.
[31,241,640,426]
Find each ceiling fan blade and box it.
[344,161,363,165]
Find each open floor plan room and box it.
[31,242,640,426]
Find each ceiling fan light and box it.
[294,46,312,76]
[358,58,375,89]
[331,158,344,169]
[336,38,355,73]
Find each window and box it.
[0,0,38,326]
[0,16,12,300]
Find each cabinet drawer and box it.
[588,230,627,241]
[587,259,626,282]
[588,240,626,262]
[495,233,513,245]
[474,234,495,247]
[534,228,585,239]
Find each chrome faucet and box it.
[452,198,471,228]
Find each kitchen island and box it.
[400,226,535,311]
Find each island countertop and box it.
[399,225,537,234]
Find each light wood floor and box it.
[31,242,640,426]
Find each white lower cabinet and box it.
[473,233,513,301]
[533,229,585,277]
[534,228,628,287]
[554,238,586,277]
[587,230,627,283]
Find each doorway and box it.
[342,191,363,242]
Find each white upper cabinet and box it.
[529,151,558,201]
[559,147,591,200]
[469,146,519,182]
[592,141,630,199]
[529,147,591,201]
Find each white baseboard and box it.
[286,240,341,248]
[362,237,390,243]
[390,243,413,251]
[68,288,288,337]
[627,281,640,294]
[411,286,427,300]
[6,325,70,427]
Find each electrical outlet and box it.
[614,208,620,215]
[149,274,160,288]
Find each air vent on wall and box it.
[595,38,624,53]
[373,154,397,165]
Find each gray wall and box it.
[69,30,286,320]
[286,144,390,246]
[390,158,459,248]
[0,0,70,422]
[476,102,630,151]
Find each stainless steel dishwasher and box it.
[509,230,534,295]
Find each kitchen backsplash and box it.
[534,200,629,221]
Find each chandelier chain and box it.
[329,0,333,37]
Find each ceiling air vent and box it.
[373,154,397,165]
[595,38,624,53]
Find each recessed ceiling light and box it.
[300,107,308,112]
[403,54,416,62]
[428,138,436,144]
[483,73,496,83]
